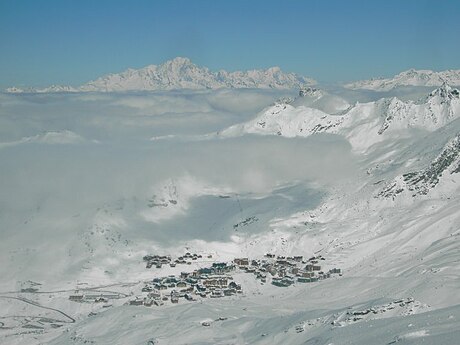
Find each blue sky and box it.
[1,0,459,88]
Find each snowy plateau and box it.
[1,61,460,345]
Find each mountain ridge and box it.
[345,68,460,91]
[2,78,460,344]
[220,84,460,152]
[5,57,316,93]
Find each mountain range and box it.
[1,64,460,344]
[345,68,460,91]
[5,57,316,93]
[221,83,460,152]
[5,60,460,94]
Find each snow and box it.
[0,83,459,344]
[221,84,460,153]
[345,68,460,91]
[4,57,316,93]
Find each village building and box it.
[305,264,321,272]
[148,290,161,299]
[272,277,294,287]
[228,281,241,290]
[203,277,228,287]
[211,290,224,298]
[144,298,154,307]
[129,299,144,306]
[299,271,315,278]
[69,294,84,302]
[142,285,154,292]
[129,251,342,307]
[234,258,249,266]
[224,288,236,296]
[181,286,194,294]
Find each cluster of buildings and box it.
[233,254,341,287]
[143,252,209,269]
[69,292,124,303]
[72,252,343,308]
[128,254,342,306]
[332,298,417,326]
[129,262,242,306]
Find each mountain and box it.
[221,83,460,152]
[5,57,316,93]
[2,84,460,344]
[345,68,460,91]
[5,85,78,94]
[293,86,350,114]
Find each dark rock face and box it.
[379,133,460,198]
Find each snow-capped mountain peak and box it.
[345,69,460,91]
[298,86,324,98]
[165,56,192,66]
[5,57,316,93]
[221,85,460,152]
[426,82,460,103]
[5,86,25,93]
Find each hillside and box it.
[0,85,459,344]
[221,83,460,152]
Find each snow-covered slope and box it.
[1,87,460,345]
[5,57,315,93]
[221,84,460,152]
[378,132,460,198]
[293,86,350,114]
[345,68,460,91]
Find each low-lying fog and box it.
[0,88,361,284]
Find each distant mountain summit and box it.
[5,57,316,93]
[345,69,460,91]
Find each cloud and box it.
[0,89,294,142]
[0,90,357,215]
[0,89,361,283]
[0,130,89,149]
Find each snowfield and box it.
[0,79,459,344]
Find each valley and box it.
[0,73,459,344]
